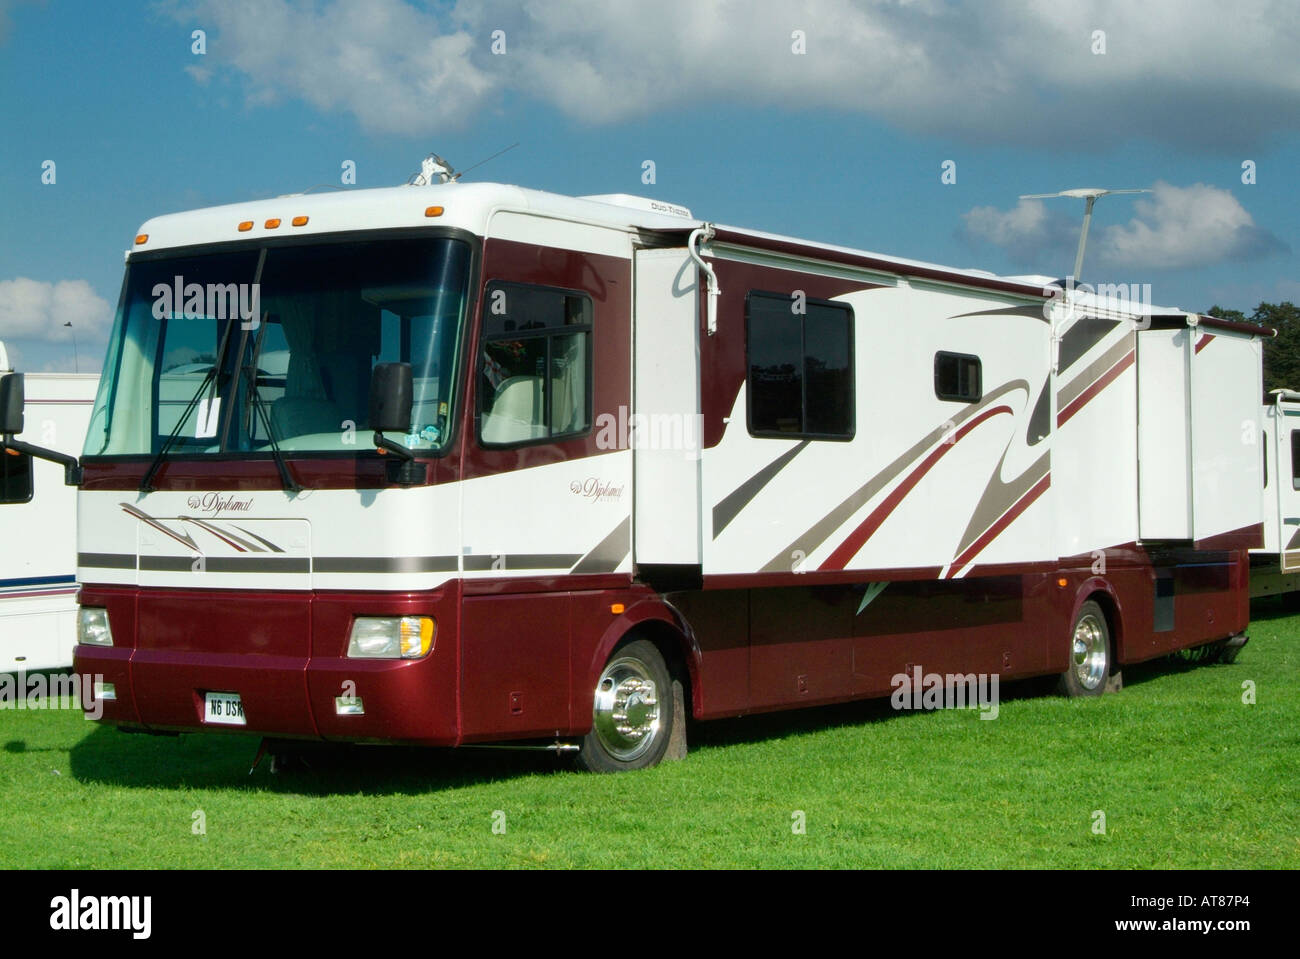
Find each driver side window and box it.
[478,282,592,447]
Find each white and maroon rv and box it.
[0,343,97,672]
[1253,389,1300,599]
[0,171,1268,770]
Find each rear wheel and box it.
[1058,600,1112,697]
[577,639,675,773]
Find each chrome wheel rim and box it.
[592,655,661,762]
[1072,613,1108,690]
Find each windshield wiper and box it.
[241,316,300,494]
[139,313,238,493]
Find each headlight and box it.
[347,616,434,659]
[78,607,114,647]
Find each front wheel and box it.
[577,639,675,773]
[1057,600,1113,697]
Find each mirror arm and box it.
[1,436,83,486]
[372,430,414,461]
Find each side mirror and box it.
[0,372,24,436]
[369,363,413,434]
[0,371,81,485]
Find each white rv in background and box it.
[0,342,97,671]
[1254,390,1300,599]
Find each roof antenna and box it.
[1019,187,1150,283]
[405,143,519,186]
[454,142,519,180]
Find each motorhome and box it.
[0,343,97,672]
[1253,389,1300,599]
[0,170,1267,770]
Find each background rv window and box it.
[1291,430,1300,491]
[1,449,33,505]
[935,351,982,402]
[746,291,854,439]
[478,282,593,446]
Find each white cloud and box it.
[177,0,498,133]
[962,182,1287,272]
[0,278,113,343]
[964,199,1048,248]
[171,0,1300,147]
[960,198,1080,269]
[1097,181,1287,269]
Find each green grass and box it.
[3,603,1297,868]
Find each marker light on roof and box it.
[265,218,281,229]
[238,221,253,232]
[134,234,148,245]
[424,206,444,217]
[291,215,309,227]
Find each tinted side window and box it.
[479,283,593,446]
[747,292,853,439]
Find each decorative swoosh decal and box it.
[949,304,1050,324]
[1057,349,1134,427]
[119,504,287,554]
[183,517,259,552]
[119,503,199,552]
[572,518,631,574]
[819,404,1015,570]
[950,449,1050,567]
[713,439,810,538]
[758,379,1031,573]
[1056,335,1132,412]
[946,472,1050,577]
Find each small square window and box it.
[935,352,982,403]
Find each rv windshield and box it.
[85,237,472,458]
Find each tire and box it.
[1057,600,1112,698]
[577,639,675,773]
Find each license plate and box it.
[203,691,246,726]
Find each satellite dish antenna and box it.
[1019,187,1150,283]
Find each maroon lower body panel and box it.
[72,549,1252,749]
[74,583,461,746]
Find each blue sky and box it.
[2,0,1298,373]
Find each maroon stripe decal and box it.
[1057,349,1134,427]
[945,472,1051,577]
[1194,332,1215,354]
[185,520,250,552]
[819,405,1013,570]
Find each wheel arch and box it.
[581,598,701,730]
[1072,578,1126,664]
